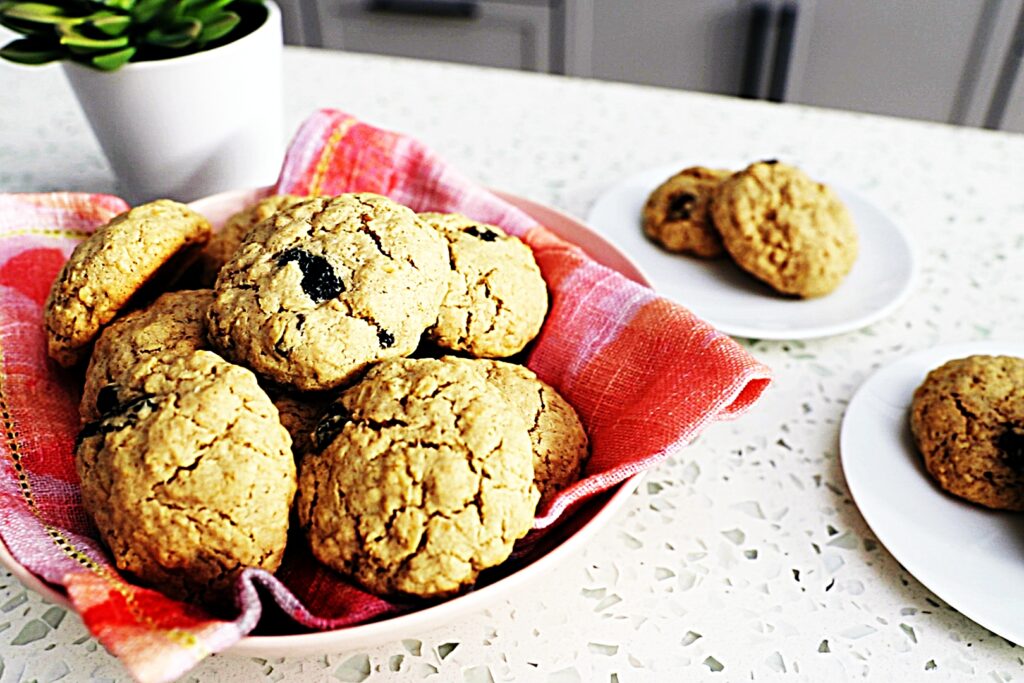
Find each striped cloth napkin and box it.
[0,110,771,682]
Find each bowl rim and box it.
[0,186,651,656]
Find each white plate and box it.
[586,163,917,339]
[841,341,1024,645]
[0,187,646,658]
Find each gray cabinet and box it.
[981,1,1024,133]
[586,0,1024,128]
[303,0,560,72]
[279,1,309,45]
[286,0,1024,131]
[588,0,750,95]
[784,0,1023,126]
[996,53,1024,134]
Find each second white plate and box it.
[841,341,1024,645]
[586,163,917,340]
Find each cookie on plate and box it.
[207,193,450,391]
[75,351,296,604]
[197,194,307,285]
[297,357,538,598]
[910,355,1024,511]
[80,289,213,422]
[44,200,211,367]
[642,166,731,258]
[711,160,857,297]
[478,359,588,505]
[419,213,548,358]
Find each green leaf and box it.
[92,0,135,10]
[0,14,57,35]
[87,12,130,35]
[1,3,73,24]
[164,0,188,23]
[130,0,163,23]
[0,36,63,63]
[89,44,135,69]
[183,0,233,22]
[1,3,64,17]
[144,18,201,48]
[58,23,130,48]
[195,10,236,44]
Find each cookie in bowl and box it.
[297,356,538,599]
[207,193,450,391]
[80,288,213,422]
[419,212,548,358]
[910,355,1024,511]
[197,194,307,285]
[476,359,589,506]
[75,351,296,605]
[44,200,211,367]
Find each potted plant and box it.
[0,0,283,203]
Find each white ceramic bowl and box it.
[0,187,649,657]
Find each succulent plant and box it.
[0,0,266,71]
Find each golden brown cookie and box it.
[75,351,296,604]
[207,194,450,391]
[197,194,306,285]
[297,357,538,598]
[80,289,213,422]
[910,355,1024,511]
[478,360,588,505]
[44,200,211,367]
[419,213,548,358]
[642,167,731,258]
[711,161,858,297]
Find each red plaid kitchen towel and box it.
[0,111,771,682]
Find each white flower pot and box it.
[62,1,283,204]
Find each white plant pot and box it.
[62,1,283,204]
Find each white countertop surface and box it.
[2,46,1024,682]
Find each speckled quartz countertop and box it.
[3,46,1024,683]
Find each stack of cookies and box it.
[643,160,859,298]
[45,192,589,604]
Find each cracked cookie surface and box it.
[207,193,450,391]
[419,213,547,358]
[198,194,307,285]
[710,161,857,297]
[910,355,1024,511]
[642,166,731,258]
[478,360,588,505]
[44,200,211,367]
[75,350,296,604]
[80,289,213,422]
[297,356,538,598]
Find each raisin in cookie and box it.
[642,167,731,258]
[477,360,588,505]
[80,289,213,422]
[75,351,296,604]
[198,194,307,285]
[419,213,547,358]
[910,355,1024,511]
[44,200,211,367]
[207,194,450,391]
[297,357,538,598]
[711,161,857,297]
